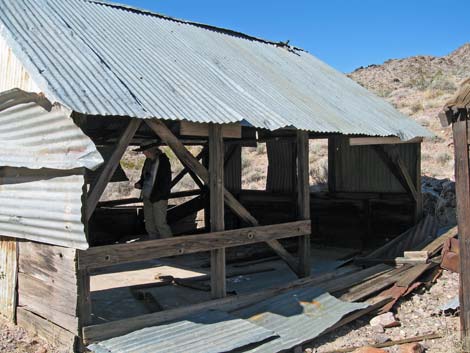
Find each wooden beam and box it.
[297,131,311,277]
[209,124,226,298]
[145,119,300,273]
[78,220,311,270]
[372,145,418,202]
[349,137,423,146]
[86,119,141,220]
[171,147,206,189]
[180,121,241,139]
[414,143,423,221]
[452,118,470,351]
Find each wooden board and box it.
[18,241,80,334]
[0,236,17,322]
[79,220,311,270]
[180,121,241,138]
[349,137,423,146]
[17,308,77,353]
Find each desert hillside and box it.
[349,43,470,179]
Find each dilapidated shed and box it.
[0,0,432,352]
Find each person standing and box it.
[135,142,172,239]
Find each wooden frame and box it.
[145,119,300,275]
[78,220,311,270]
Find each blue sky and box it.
[120,0,469,73]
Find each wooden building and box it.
[0,0,432,351]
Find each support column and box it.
[453,118,470,351]
[209,124,226,298]
[297,131,311,277]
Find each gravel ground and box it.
[0,319,57,353]
[307,270,460,353]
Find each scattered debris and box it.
[399,342,425,353]
[441,238,459,273]
[440,296,459,313]
[370,312,400,329]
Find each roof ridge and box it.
[84,0,304,52]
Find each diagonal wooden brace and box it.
[372,145,418,202]
[145,119,300,274]
[86,119,141,220]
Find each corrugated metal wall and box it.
[330,137,418,193]
[0,167,89,249]
[0,35,39,92]
[0,235,17,321]
[266,140,297,193]
[0,94,103,171]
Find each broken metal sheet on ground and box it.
[87,310,277,353]
[440,296,459,312]
[232,287,369,352]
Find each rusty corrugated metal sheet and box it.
[0,236,17,321]
[0,89,103,171]
[331,136,419,193]
[0,0,432,139]
[0,35,39,93]
[88,310,277,353]
[234,287,368,352]
[0,167,89,249]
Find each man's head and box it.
[135,142,162,159]
[143,146,162,159]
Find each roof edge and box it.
[86,0,305,53]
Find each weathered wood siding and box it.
[0,236,17,321]
[17,241,80,334]
[329,136,419,193]
[0,34,39,92]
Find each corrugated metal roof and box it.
[0,167,89,249]
[0,0,431,140]
[0,89,103,170]
[87,309,277,353]
[233,287,368,352]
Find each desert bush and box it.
[241,157,252,170]
[436,152,451,165]
[410,102,424,114]
[309,159,328,185]
[430,71,457,92]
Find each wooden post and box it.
[77,269,92,327]
[414,143,423,222]
[209,124,226,298]
[453,117,470,351]
[86,119,141,220]
[297,131,311,277]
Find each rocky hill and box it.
[349,43,470,180]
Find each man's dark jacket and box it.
[138,154,172,202]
